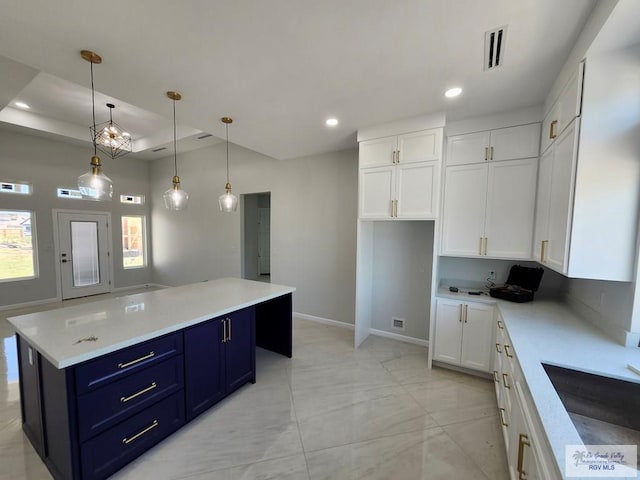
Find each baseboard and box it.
[112,283,168,293]
[369,328,429,348]
[0,297,60,312]
[294,312,355,330]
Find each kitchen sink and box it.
[543,363,640,466]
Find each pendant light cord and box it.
[90,61,97,156]
[225,122,230,183]
[172,98,178,177]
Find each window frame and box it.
[0,209,39,283]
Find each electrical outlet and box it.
[488,270,496,282]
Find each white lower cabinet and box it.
[433,298,494,372]
[494,314,556,480]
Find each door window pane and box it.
[122,216,146,268]
[0,210,37,281]
[71,221,100,287]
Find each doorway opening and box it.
[54,210,112,300]
[242,193,271,283]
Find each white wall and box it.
[0,128,152,307]
[370,221,434,340]
[150,143,358,325]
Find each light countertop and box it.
[437,287,640,478]
[8,278,295,369]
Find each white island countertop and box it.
[437,288,640,478]
[8,278,295,369]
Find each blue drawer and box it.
[77,356,184,442]
[80,391,185,480]
[75,332,183,395]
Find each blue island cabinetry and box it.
[15,285,293,480]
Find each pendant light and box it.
[218,117,238,212]
[163,91,189,210]
[78,50,113,201]
[92,103,132,159]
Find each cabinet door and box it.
[484,158,537,259]
[446,131,490,166]
[433,299,464,364]
[489,124,540,162]
[546,119,578,274]
[533,148,553,263]
[359,166,395,219]
[398,129,441,164]
[441,164,488,256]
[460,303,494,372]
[184,319,224,421]
[17,336,45,457]
[556,63,584,137]
[359,136,397,168]
[396,161,439,219]
[225,307,255,394]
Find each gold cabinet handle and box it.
[396,150,400,163]
[227,317,232,341]
[118,351,155,369]
[504,344,514,358]
[464,304,468,323]
[222,319,227,343]
[541,240,548,263]
[490,146,494,160]
[459,304,463,323]
[517,433,531,476]
[497,320,504,330]
[493,370,499,382]
[484,147,488,161]
[393,199,398,218]
[502,373,511,389]
[484,237,488,256]
[499,408,508,427]
[392,150,396,164]
[120,382,157,403]
[479,237,483,255]
[496,343,503,354]
[549,120,558,139]
[122,419,159,445]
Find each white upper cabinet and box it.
[359,128,443,220]
[534,54,639,281]
[442,123,539,259]
[446,124,540,166]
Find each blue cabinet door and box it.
[225,307,256,394]
[184,319,224,421]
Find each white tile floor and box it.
[0,294,509,479]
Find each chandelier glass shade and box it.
[78,49,113,201]
[91,103,132,159]
[163,91,189,211]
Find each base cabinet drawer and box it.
[77,356,184,442]
[80,391,185,480]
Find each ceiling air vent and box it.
[484,25,507,71]
[197,133,213,140]
[152,147,167,152]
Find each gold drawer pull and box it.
[517,433,531,476]
[118,351,155,369]
[549,120,558,139]
[504,344,514,358]
[499,408,508,427]
[502,373,511,389]
[495,343,503,354]
[493,370,499,382]
[484,147,488,161]
[120,382,157,403]
[122,419,159,445]
[497,320,504,330]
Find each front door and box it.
[56,211,111,299]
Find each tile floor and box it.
[0,295,509,479]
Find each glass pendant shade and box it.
[163,176,189,210]
[78,155,113,201]
[218,183,238,212]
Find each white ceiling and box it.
[0,0,598,160]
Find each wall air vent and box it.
[197,133,213,140]
[391,317,405,331]
[152,147,167,152]
[484,25,507,71]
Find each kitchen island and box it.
[7,278,295,480]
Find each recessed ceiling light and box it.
[15,101,30,109]
[326,118,339,126]
[444,87,462,98]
